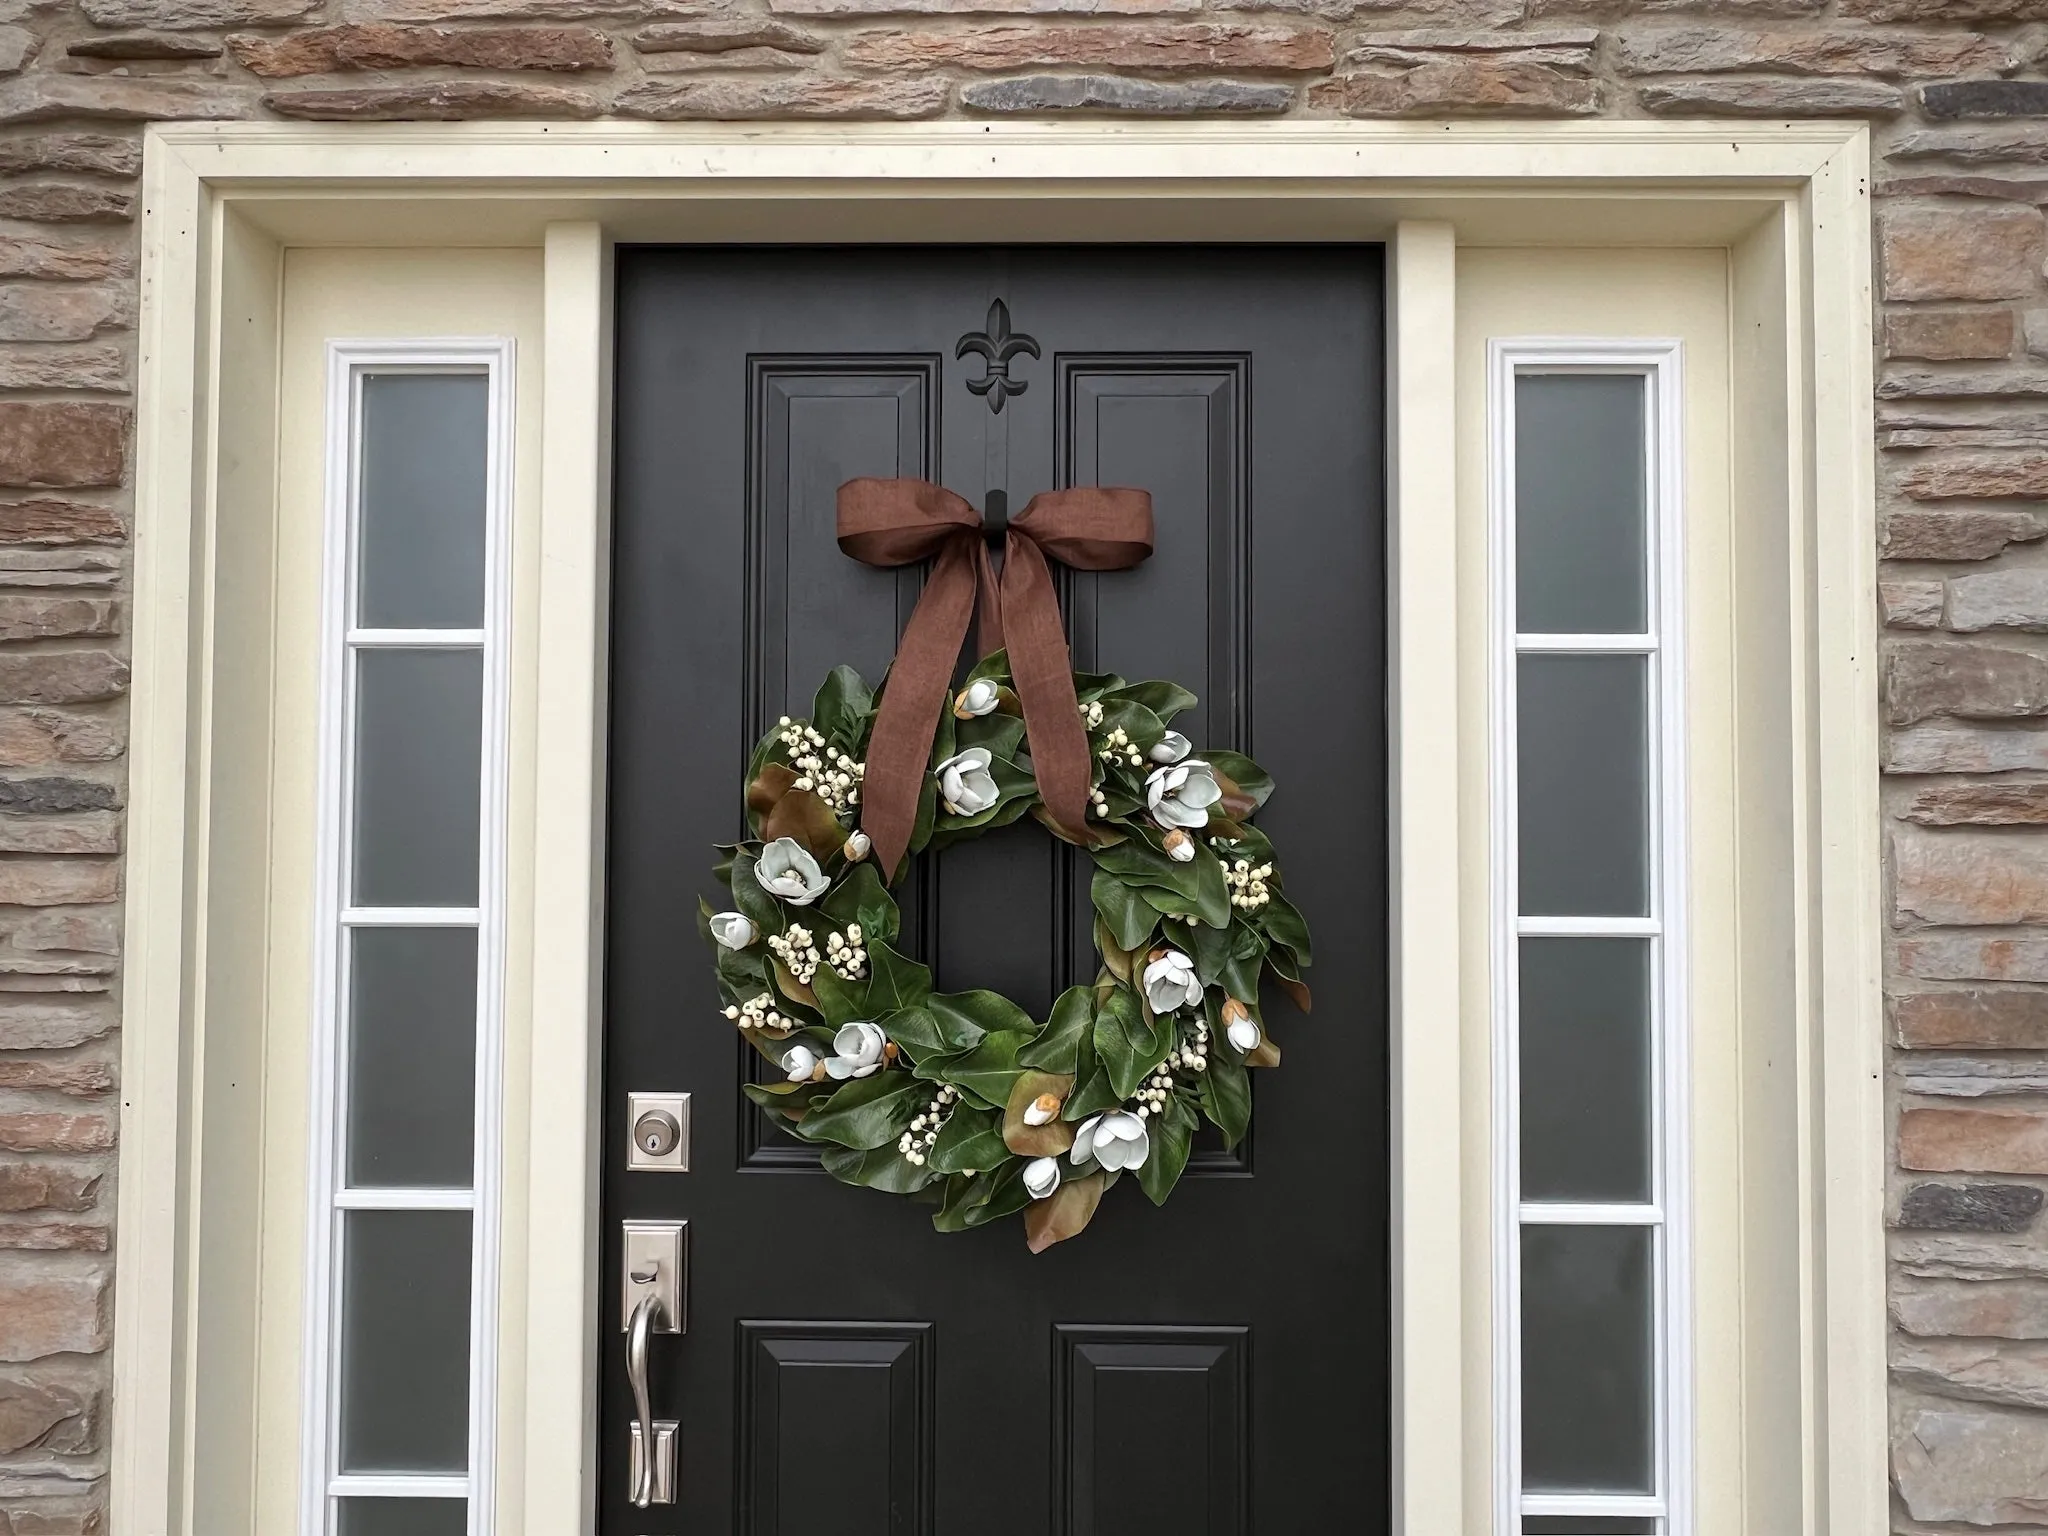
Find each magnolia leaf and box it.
[791,1070,925,1150]
[747,761,798,823]
[1091,869,1157,954]
[955,711,1026,759]
[821,861,899,946]
[821,1142,938,1195]
[1071,669,1128,701]
[1003,1070,1077,1157]
[1095,917,1137,985]
[1033,803,1118,849]
[1103,679,1197,724]
[1136,1095,1199,1207]
[729,846,787,936]
[771,956,818,1011]
[935,1028,1032,1109]
[964,649,1013,688]
[741,1077,816,1113]
[862,940,933,1016]
[883,1005,962,1064]
[1020,986,1093,1075]
[1094,697,1166,757]
[960,1160,1032,1228]
[1094,986,1171,1102]
[931,988,1034,1040]
[762,787,846,865]
[1197,1053,1251,1150]
[1275,974,1313,1015]
[1025,1170,1107,1254]
[1260,891,1313,968]
[1183,919,1232,986]
[812,665,873,748]
[1245,1035,1282,1068]
[1204,751,1273,812]
[928,1105,1009,1175]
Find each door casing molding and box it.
[121,120,1877,1536]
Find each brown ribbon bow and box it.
[836,477,1154,878]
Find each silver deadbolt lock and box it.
[627,1092,690,1171]
[635,1110,681,1158]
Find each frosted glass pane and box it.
[1516,374,1647,635]
[358,373,488,631]
[352,649,482,908]
[1521,1224,1655,1494]
[337,1498,468,1536]
[1518,655,1649,918]
[338,1210,471,1474]
[1520,938,1652,1203]
[347,927,477,1188]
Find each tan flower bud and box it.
[843,830,871,862]
[1023,1091,1064,1127]
[1161,828,1195,863]
[1220,997,1252,1028]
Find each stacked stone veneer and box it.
[0,0,2046,1528]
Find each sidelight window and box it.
[1490,345,1690,1536]
[301,344,514,1536]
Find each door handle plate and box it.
[622,1219,686,1334]
[629,1417,679,1507]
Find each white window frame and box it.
[300,338,517,1536]
[1488,339,1692,1536]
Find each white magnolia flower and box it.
[1143,949,1203,1015]
[1225,1013,1262,1053]
[1145,759,1222,830]
[1022,1091,1062,1127]
[936,747,1000,817]
[1071,1110,1150,1172]
[1023,1156,1063,1200]
[755,837,830,906]
[955,679,1000,717]
[709,911,758,949]
[824,1021,888,1080]
[843,830,872,863]
[1150,730,1192,765]
[782,1043,821,1082]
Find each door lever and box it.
[622,1220,685,1507]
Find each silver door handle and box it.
[626,1290,675,1507]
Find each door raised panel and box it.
[1053,1325,1249,1536]
[739,1322,934,1536]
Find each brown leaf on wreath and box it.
[1275,975,1312,1015]
[1245,1035,1282,1069]
[1212,770,1258,823]
[1030,803,1125,849]
[1025,1170,1106,1254]
[1206,816,1250,843]
[763,787,847,865]
[1004,1071,1077,1158]
[772,957,818,1011]
[1094,917,1135,985]
[747,761,798,823]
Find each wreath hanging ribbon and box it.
[835,477,1154,875]
[699,477,1310,1250]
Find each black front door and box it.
[605,246,1387,1533]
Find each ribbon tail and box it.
[860,539,978,879]
[1002,534,1092,842]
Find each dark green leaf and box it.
[812,665,873,747]
[1093,986,1172,1101]
[938,1028,1032,1109]
[1091,868,1157,954]
[1104,679,1198,724]
[1260,892,1312,968]
[808,961,867,1027]
[1020,986,1093,1074]
[728,846,787,937]
[1093,698,1166,758]
[928,1105,1008,1174]
[931,1159,1030,1232]
[955,711,1026,761]
[1071,669,1128,702]
[741,1077,819,1114]
[821,1143,938,1195]
[1203,750,1273,810]
[1184,919,1232,987]
[878,1006,958,1063]
[1136,1094,1198,1206]
[862,940,933,1015]
[931,989,1033,1040]
[791,1071,926,1150]
[821,862,899,946]
[1197,1054,1251,1149]
[964,649,1013,688]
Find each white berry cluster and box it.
[825,924,868,979]
[1224,856,1274,912]
[1095,725,1144,770]
[777,718,866,816]
[1089,785,1110,819]
[767,924,823,986]
[1134,1065,1175,1119]
[897,1082,961,1166]
[1166,1016,1212,1075]
[1080,699,1105,729]
[722,991,795,1034]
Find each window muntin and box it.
[304,347,512,1536]
[1492,346,1690,1536]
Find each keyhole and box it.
[633,1109,681,1158]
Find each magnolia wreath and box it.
[699,653,1313,1252]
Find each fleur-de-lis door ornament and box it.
[955,299,1040,415]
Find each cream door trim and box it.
[120,120,1878,1536]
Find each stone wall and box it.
[0,0,2043,1528]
